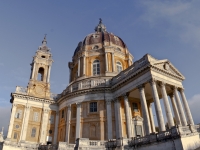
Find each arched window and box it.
[116,62,122,73]
[31,128,36,137]
[93,60,100,75]
[37,67,44,81]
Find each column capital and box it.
[122,92,130,98]
[67,105,71,110]
[159,81,166,87]
[56,111,59,116]
[179,88,185,92]
[168,93,174,98]
[13,103,17,107]
[105,99,112,105]
[137,84,145,90]
[148,78,157,86]
[113,97,120,103]
[44,108,50,113]
[25,105,31,109]
[76,102,81,108]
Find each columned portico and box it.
[174,87,187,126]
[138,85,151,135]
[124,94,132,138]
[160,82,174,128]
[179,89,194,125]
[106,99,113,139]
[75,103,81,139]
[65,105,71,143]
[149,79,165,131]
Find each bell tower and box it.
[27,35,53,99]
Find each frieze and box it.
[12,93,56,104]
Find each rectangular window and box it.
[132,103,138,112]
[15,110,22,119]
[33,112,39,122]
[13,133,17,139]
[90,102,97,112]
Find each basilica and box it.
[2,20,200,150]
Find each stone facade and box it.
[2,20,200,150]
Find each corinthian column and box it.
[149,79,165,131]
[174,87,187,126]
[106,99,113,139]
[169,94,181,125]
[65,105,71,143]
[160,82,174,128]
[148,103,155,133]
[179,89,194,125]
[7,104,17,139]
[138,84,151,135]
[124,94,132,138]
[76,103,81,139]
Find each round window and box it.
[16,125,19,129]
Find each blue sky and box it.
[0,1,200,135]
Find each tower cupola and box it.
[27,35,53,99]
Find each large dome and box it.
[73,19,127,57]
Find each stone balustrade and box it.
[58,78,111,98]
[106,125,200,148]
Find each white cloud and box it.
[188,94,200,124]
[140,0,200,47]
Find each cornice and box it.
[151,65,183,81]
[12,93,56,104]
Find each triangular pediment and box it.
[150,59,185,80]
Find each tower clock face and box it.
[34,85,44,95]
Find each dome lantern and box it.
[95,18,106,32]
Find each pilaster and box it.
[53,111,59,144]
[76,103,81,139]
[20,105,31,142]
[106,99,113,139]
[65,105,71,144]
[7,104,17,139]
[39,108,50,144]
